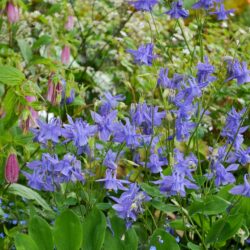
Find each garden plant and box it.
[0,0,250,249]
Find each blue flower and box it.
[103,150,118,170]
[157,68,172,88]
[192,0,217,10]
[175,116,196,141]
[210,3,234,20]
[31,118,62,145]
[155,171,198,197]
[91,110,117,141]
[165,0,189,19]
[62,115,97,153]
[144,153,167,173]
[230,174,250,197]
[226,60,250,85]
[97,169,129,193]
[227,147,250,166]
[206,146,238,187]
[154,149,198,197]
[99,92,125,116]
[111,183,151,227]
[129,0,158,12]
[221,108,248,150]
[66,89,75,104]
[23,153,84,191]
[127,43,157,66]
[113,118,141,148]
[196,56,216,87]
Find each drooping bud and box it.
[5,153,19,183]
[6,2,19,24]
[20,96,39,133]
[64,15,74,31]
[47,75,63,105]
[61,46,71,65]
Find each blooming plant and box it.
[0,0,250,249]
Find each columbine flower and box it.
[157,68,172,88]
[91,110,117,141]
[62,115,97,154]
[111,183,151,227]
[96,169,129,193]
[99,92,125,115]
[221,107,248,150]
[5,153,19,183]
[145,153,166,173]
[113,118,141,148]
[196,56,216,87]
[64,15,74,30]
[206,146,238,187]
[103,150,118,170]
[31,118,62,145]
[129,0,158,11]
[230,174,250,197]
[227,147,250,166]
[210,3,234,20]
[66,89,75,104]
[165,0,189,19]
[155,171,198,197]
[154,150,198,197]
[6,2,19,23]
[23,153,84,191]
[127,43,157,66]
[192,0,217,10]
[226,60,250,85]
[61,46,70,65]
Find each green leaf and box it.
[151,199,180,213]
[103,231,122,250]
[140,183,164,198]
[17,39,33,63]
[29,215,54,250]
[206,214,243,244]
[14,233,39,250]
[2,88,19,128]
[54,209,83,250]
[8,184,53,212]
[123,228,138,250]
[0,65,25,86]
[149,229,180,250]
[187,242,202,250]
[82,208,106,250]
[32,35,52,49]
[188,196,230,215]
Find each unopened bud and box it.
[5,153,19,183]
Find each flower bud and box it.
[6,2,19,23]
[61,46,70,65]
[5,153,19,183]
[20,96,39,133]
[64,15,74,31]
[47,75,63,105]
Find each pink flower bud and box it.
[64,15,74,31]
[47,75,63,105]
[6,2,19,24]
[5,153,19,183]
[61,46,71,65]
